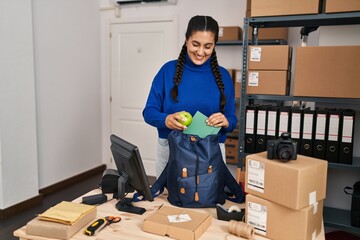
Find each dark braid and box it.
[210,50,226,112]
[171,43,187,102]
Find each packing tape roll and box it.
[228,205,241,213]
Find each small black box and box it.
[101,169,120,194]
[82,194,107,205]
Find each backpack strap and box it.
[150,167,167,198]
[223,163,245,203]
[132,164,168,202]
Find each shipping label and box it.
[247,159,265,193]
[250,47,262,62]
[168,214,191,223]
[247,201,267,236]
[248,72,259,86]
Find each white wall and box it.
[0,0,39,209]
[32,0,102,188]
[0,0,102,209]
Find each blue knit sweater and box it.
[143,53,237,143]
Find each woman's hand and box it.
[206,112,229,128]
[165,112,187,130]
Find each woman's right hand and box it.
[165,112,187,130]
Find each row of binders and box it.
[245,105,356,164]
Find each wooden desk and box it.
[14,189,325,240]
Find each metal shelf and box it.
[217,39,287,46]
[328,157,360,170]
[217,40,243,46]
[249,12,360,28]
[324,207,360,234]
[238,152,360,170]
[237,11,360,235]
[246,94,360,105]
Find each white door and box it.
[110,17,177,177]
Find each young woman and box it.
[143,15,237,177]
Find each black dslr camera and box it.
[267,132,297,162]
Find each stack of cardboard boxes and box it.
[224,137,239,164]
[247,45,291,95]
[225,48,291,99]
[245,152,328,240]
[243,0,360,98]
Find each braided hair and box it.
[171,15,226,112]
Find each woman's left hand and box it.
[206,112,229,128]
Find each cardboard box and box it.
[26,207,97,239]
[293,46,360,98]
[248,27,288,41]
[225,137,239,164]
[248,45,291,70]
[143,205,212,240]
[227,68,242,99]
[245,152,327,210]
[246,0,252,16]
[325,0,360,13]
[247,0,251,10]
[250,0,320,17]
[234,69,242,99]
[246,194,323,240]
[218,26,242,41]
[227,68,235,84]
[246,71,290,95]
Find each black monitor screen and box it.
[110,134,153,214]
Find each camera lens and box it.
[278,146,293,161]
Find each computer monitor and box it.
[110,134,153,215]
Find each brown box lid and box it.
[246,194,323,240]
[250,0,320,17]
[325,0,360,13]
[248,45,291,70]
[246,70,289,95]
[293,46,360,98]
[248,27,288,41]
[245,152,328,210]
[143,205,212,240]
[218,26,242,41]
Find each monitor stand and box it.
[115,198,146,215]
[115,174,146,215]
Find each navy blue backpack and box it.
[150,130,245,208]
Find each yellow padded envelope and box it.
[38,201,96,225]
